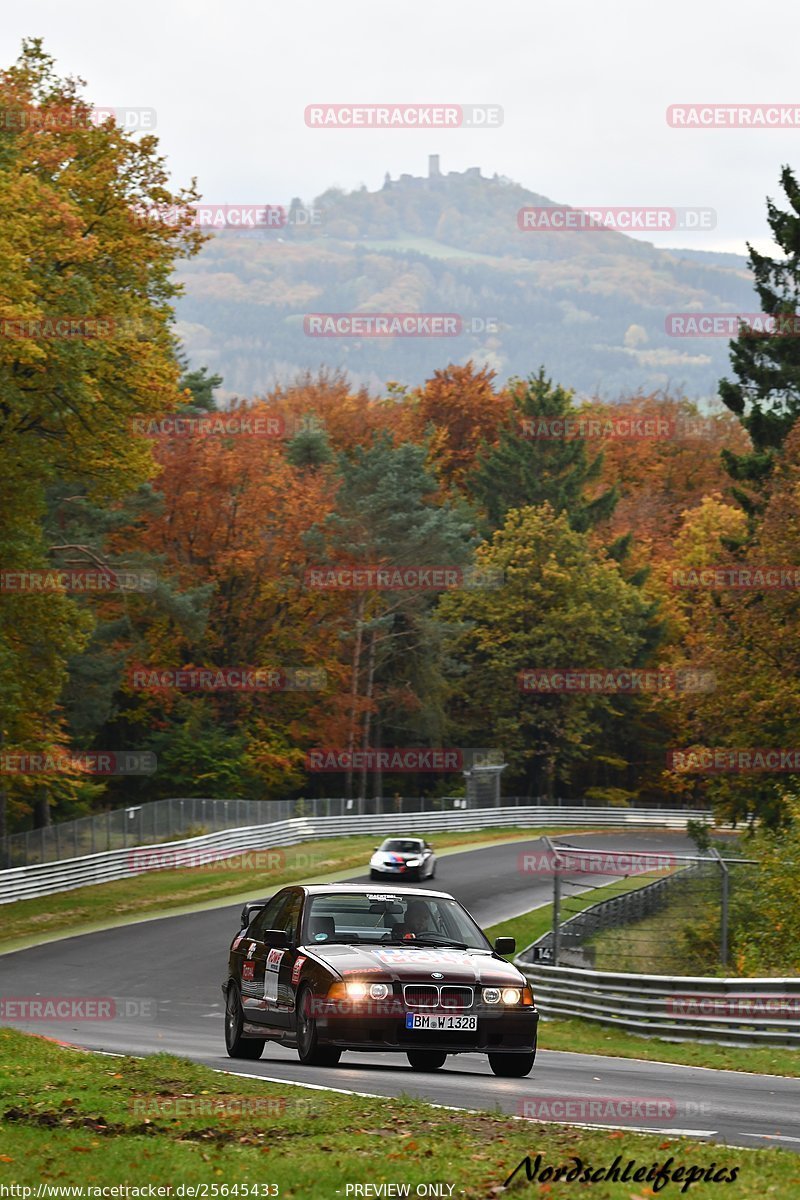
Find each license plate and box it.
[405,1012,478,1031]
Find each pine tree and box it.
[719,166,800,515]
[470,368,618,531]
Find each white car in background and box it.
[369,837,436,881]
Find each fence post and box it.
[710,848,729,969]
[542,836,561,967]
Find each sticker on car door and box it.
[264,948,285,1001]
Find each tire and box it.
[406,1050,447,1071]
[296,984,342,1067]
[370,869,380,881]
[225,983,265,1060]
[428,859,436,879]
[488,1051,535,1078]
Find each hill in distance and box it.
[174,156,755,401]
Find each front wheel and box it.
[225,984,265,1060]
[296,985,342,1067]
[488,1051,535,1078]
[407,1050,447,1071]
[369,869,380,881]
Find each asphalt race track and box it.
[2,830,799,1153]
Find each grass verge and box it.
[0,827,578,955]
[485,884,800,1078]
[586,880,722,975]
[0,1028,794,1198]
[485,869,679,956]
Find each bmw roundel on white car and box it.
[223,883,538,1078]
[369,837,436,881]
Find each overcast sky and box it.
[4,1,800,255]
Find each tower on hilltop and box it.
[428,154,441,178]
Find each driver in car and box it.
[401,899,434,939]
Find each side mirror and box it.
[263,928,289,948]
[373,846,379,852]
[494,936,516,956]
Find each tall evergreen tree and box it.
[720,165,800,516]
[470,368,618,531]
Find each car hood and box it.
[374,851,421,861]
[301,942,525,986]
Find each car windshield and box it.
[302,892,490,949]
[380,840,423,853]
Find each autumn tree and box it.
[306,434,476,804]
[437,505,653,798]
[407,362,510,489]
[0,39,204,832]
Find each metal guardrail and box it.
[0,793,703,869]
[0,805,715,904]
[515,960,800,1047]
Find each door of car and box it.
[242,889,290,1028]
[267,888,305,1030]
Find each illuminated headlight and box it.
[405,858,421,867]
[369,983,390,1000]
[501,987,521,1006]
[345,981,368,999]
[483,987,501,1004]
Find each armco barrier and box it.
[0,806,715,904]
[514,959,800,1047]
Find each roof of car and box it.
[299,883,454,899]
